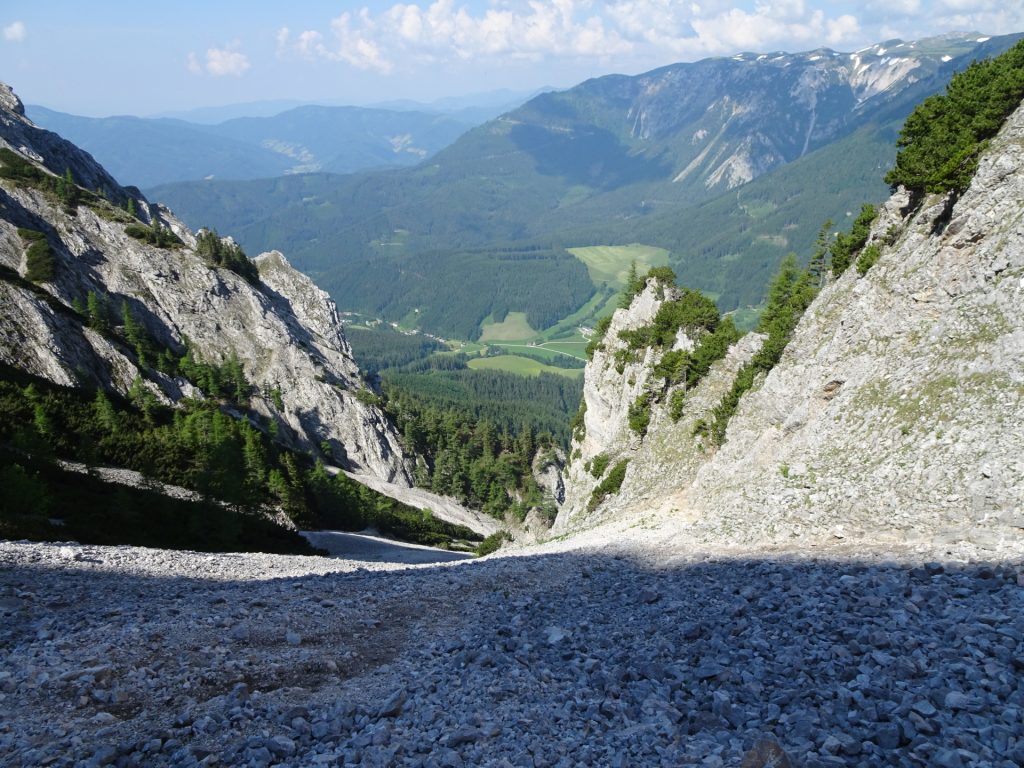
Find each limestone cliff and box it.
[0,82,412,487]
[554,281,762,533]
[558,99,1024,553]
[687,104,1024,550]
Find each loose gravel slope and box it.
[2,538,1024,768]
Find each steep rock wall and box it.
[555,281,762,533]
[0,82,412,487]
[558,100,1024,553]
[687,104,1024,550]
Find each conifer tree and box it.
[86,291,110,333]
[808,219,832,286]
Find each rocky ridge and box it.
[0,82,495,531]
[0,83,131,206]
[516,33,1017,195]
[0,82,409,485]
[685,102,1024,550]
[556,98,1024,553]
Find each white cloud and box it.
[275,0,1020,78]
[827,14,860,45]
[187,42,251,77]
[280,0,632,73]
[276,26,291,57]
[860,0,1024,45]
[870,0,920,13]
[937,0,997,10]
[3,21,26,42]
[206,42,251,76]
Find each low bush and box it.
[475,530,511,557]
[587,459,629,512]
[21,230,55,283]
[856,244,882,275]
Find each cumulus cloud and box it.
[206,43,251,76]
[186,42,251,77]
[859,0,1024,47]
[274,0,1022,76]
[3,21,26,42]
[602,0,863,57]
[279,0,633,72]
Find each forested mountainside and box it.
[151,33,1023,340]
[26,104,473,187]
[0,82,502,551]
[557,40,1024,551]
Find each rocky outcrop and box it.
[0,82,413,487]
[559,99,1024,552]
[686,103,1024,550]
[0,83,133,207]
[555,282,762,533]
[532,447,566,507]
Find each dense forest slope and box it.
[151,33,1022,336]
[558,68,1024,551]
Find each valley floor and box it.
[2,526,1023,768]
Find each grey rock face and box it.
[0,81,413,488]
[558,100,1024,551]
[688,102,1024,548]
[531,447,565,505]
[555,280,762,532]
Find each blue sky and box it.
[2,1,1021,116]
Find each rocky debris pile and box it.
[2,540,1023,767]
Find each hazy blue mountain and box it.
[25,103,475,187]
[24,106,293,187]
[151,99,312,123]
[203,105,472,174]
[148,32,1022,336]
[371,87,556,124]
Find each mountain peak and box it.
[0,82,25,116]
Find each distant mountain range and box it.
[148,32,1023,338]
[25,103,476,187]
[149,87,548,125]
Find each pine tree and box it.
[240,422,266,501]
[128,377,159,425]
[619,260,642,308]
[93,390,119,433]
[808,219,832,286]
[221,352,248,404]
[57,169,79,208]
[86,291,109,333]
[121,302,148,366]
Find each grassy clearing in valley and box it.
[479,312,538,341]
[534,340,588,358]
[488,342,586,363]
[467,355,584,378]
[567,244,671,289]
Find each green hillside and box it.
[148,34,1023,338]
